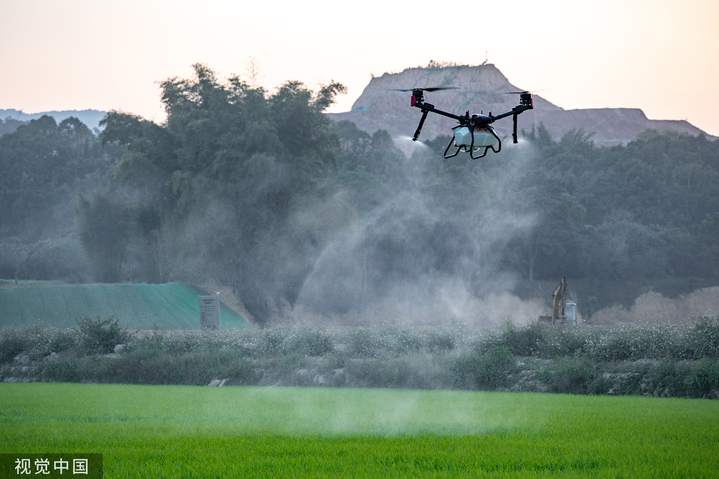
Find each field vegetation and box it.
[3,316,719,398]
[2,382,718,477]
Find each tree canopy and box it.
[98,64,348,324]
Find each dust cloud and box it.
[292,135,540,327]
[590,287,719,325]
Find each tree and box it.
[513,184,587,281]
[98,64,348,324]
[0,117,27,138]
[77,192,134,283]
[0,115,110,281]
[701,212,719,275]
[0,115,107,240]
[0,238,47,284]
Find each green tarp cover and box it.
[0,282,252,330]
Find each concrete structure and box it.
[199,294,221,330]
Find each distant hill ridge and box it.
[327,64,714,146]
[0,109,106,132]
[2,66,713,145]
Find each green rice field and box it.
[1,383,718,477]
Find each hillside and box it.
[0,109,106,133]
[0,282,253,330]
[328,64,713,146]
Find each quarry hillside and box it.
[3,65,712,147]
[328,64,713,146]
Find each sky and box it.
[1,0,718,136]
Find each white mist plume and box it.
[392,135,430,156]
[293,138,540,327]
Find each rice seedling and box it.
[1,383,717,477]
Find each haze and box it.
[1,0,718,136]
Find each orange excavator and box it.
[538,277,577,325]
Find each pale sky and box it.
[1,0,718,136]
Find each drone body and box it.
[402,88,533,159]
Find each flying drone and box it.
[393,87,533,159]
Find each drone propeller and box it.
[395,79,536,153]
[387,86,458,92]
[499,89,550,94]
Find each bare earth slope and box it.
[328,64,712,146]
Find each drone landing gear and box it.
[443,126,502,160]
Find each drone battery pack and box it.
[452,125,499,150]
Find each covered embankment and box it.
[0,281,251,330]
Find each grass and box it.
[2,383,718,477]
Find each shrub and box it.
[10,320,719,396]
[388,328,425,355]
[543,357,606,395]
[452,346,517,390]
[127,334,165,360]
[69,349,262,386]
[345,358,411,388]
[226,356,260,385]
[690,316,719,359]
[75,315,128,355]
[645,361,687,397]
[0,328,31,364]
[475,346,517,389]
[346,328,380,358]
[45,328,78,354]
[498,322,547,357]
[42,359,80,382]
[451,353,478,390]
[344,354,449,390]
[687,359,719,397]
[425,329,455,353]
[28,328,79,358]
[257,327,291,357]
[281,328,333,356]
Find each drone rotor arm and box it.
[413,109,430,141]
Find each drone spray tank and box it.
[452,125,499,150]
[451,111,501,155]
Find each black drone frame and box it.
[409,89,533,159]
